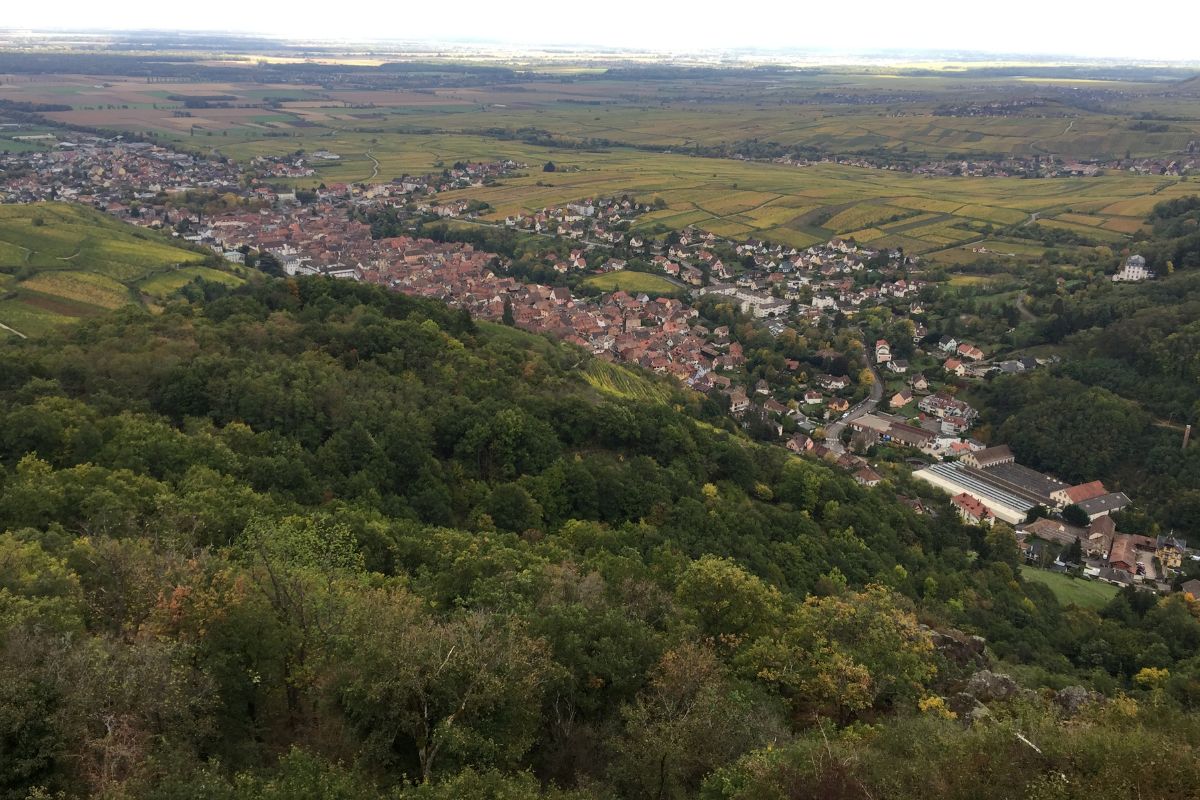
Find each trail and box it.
[365,149,380,181]
[0,320,27,339]
[1015,294,1037,323]
[1063,119,1075,136]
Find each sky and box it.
[4,0,1200,62]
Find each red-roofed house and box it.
[952,492,994,525]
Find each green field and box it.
[0,203,232,335]
[582,271,681,295]
[1020,565,1119,609]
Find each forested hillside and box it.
[2,277,1199,800]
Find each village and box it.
[0,130,1190,596]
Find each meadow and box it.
[1019,565,1119,610]
[0,203,240,336]
[581,271,682,295]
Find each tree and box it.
[740,585,936,721]
[502,296,515,327]
[1062,504,1090,527]
[332,586,552,783]
[675,556,783,644]
[543,161,557,173]
[608,642,784,800]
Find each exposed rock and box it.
[923,625,988,668]
[1055,685,1100,716]
[946,692,992,726]
[965,669,1021,703]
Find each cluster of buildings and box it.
[1017,514,1190,591]
[913,443,1131,523]
[503,196,652,243]
[0,135,240,203]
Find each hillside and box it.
[1,277,1198,799]
[0,202,240,336]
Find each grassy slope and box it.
[0,202,241,336]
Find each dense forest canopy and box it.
[1,277,1199,799]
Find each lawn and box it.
[1020,565,1119,610]
[582,271,681,295]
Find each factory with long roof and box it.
[914,445,1129,525]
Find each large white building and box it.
[1112,254,1155,282]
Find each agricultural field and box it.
[582,271,681,295]
[5,66,1198,265]
[0,203,231,335]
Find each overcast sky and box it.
[5,1,1199,62]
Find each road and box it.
[824,359,883,446]
[365,150,380,181]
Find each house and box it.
[890,389,913,409]
[887,359,909,374]
[818,374,851,391]
[875,339,892,364]
[957,343,985,361]
[1018,518,1086,548]
[1156,535,1188,570]
[787,433,814,454]
[754,379,771,396]
[1182,578,1200,598]
[959,444,1015,470]
[828,397,850,414]
[855,467,883,487]
[952,492,994,525]
[803,389,824,405]
[910,373,930,393]
[1107,534,1146,574]
[1051,481,1108,509]
[943,358,966,376]
[1112,254,1155,282]
[727,388,750,414]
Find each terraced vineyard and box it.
[0,203,242,336]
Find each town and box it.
[0,127,1190,596]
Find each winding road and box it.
[365,150,380,181]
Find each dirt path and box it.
[0,320,27,339]
[365,149,380,181]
